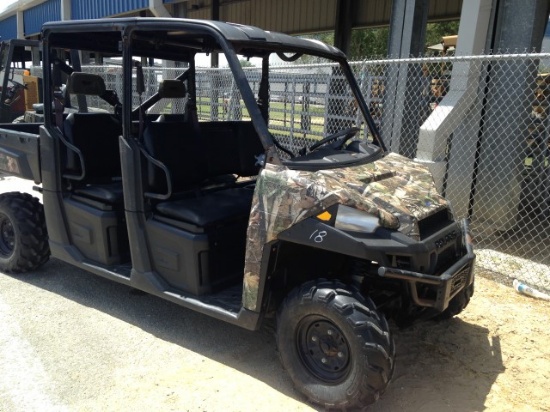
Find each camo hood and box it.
[242,152,449,310]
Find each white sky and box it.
[1,1,21,14]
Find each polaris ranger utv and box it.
[0,18,475,410]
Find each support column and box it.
[149,0,171,17]
[416,0,492,217]
[16,11,24,38]
[210,0,220,120]
[210,0,220,68]
[472,0,550,231]
[334,0,357,55]
[326,1,358,135]
[382,0,428,156]
[61,0,71,20]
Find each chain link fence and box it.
[357,53,550,293]
[77,53,550,292]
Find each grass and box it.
[156,96,365,144]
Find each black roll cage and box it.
[42,17,387,157]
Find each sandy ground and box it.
[373,271,550,412]
[0,177,549,411]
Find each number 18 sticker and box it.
[309,230,327,243]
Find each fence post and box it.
[382,0,428,156]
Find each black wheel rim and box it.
[0,213,15,258]
[296,316,351,384]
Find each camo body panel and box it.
[242,152,449,310]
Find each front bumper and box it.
[378,219,475,312]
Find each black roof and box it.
[42,17,346,60]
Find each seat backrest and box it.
[234,122,265,176]
[158,79,187,98]
[143,120,264,197]
[203,122,263,178]
[63,113,122,182]
[143,121,207,193]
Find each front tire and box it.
[276,280,395,410]
[435,282,474,320]
[0,192,50,273]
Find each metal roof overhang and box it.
[1,0,463,41]
[42,17,348,61]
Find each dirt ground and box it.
[0,177,549,411]
[371,271,550,412]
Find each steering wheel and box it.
[4,79,26,105]
[8,79,26,89]
[308,127,360,152]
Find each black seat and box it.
[62,72,124,206]
[202,122,263,178]
[73,182,124,204]
[143,121,207,196]
[63,112,123,183]
[63,112,123,205]
[143,119,263,230]
[155,187,254,227]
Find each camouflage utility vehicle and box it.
[0,18,475,409]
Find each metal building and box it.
[0,0,462,42]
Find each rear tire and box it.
[276,279,395,410]
[0,192,50,273]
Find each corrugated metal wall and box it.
[429,0,463,22]
[353,0,462,29]
[24,0,60,36]
[187,0,336,33]
[71,0,149,20]
[356,0,393,28]
[185,0,461,34]
[187,0,338,33]
[0,0,463,40]
[0,15,17,40]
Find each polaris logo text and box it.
[434,231,458,249]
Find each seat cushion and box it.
[74,182,124,204]
[155,188,253,227]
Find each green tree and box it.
[297,20,460,60]
[349,27,389,59]
[239,58,254,67]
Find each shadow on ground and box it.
[9,259,504,411]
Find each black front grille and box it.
[434,246,456,274]
[450,266,470,295]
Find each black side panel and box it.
[63,197,129,265]
[145,218,211,295]
[0,127,41,182]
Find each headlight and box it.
[334,205,380,233]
